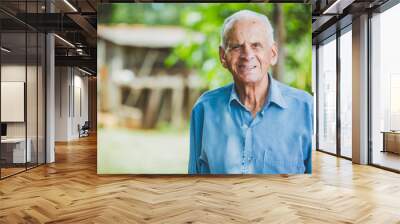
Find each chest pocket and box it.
[257,148,305,174]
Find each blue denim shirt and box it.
[188,74,313,174]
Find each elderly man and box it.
[188,10,313,174]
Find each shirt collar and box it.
[266,73,288,109]
[228,73,288,113]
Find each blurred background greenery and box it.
[99,3,312,92]
[97,3,311,174]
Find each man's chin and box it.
[237,74,264,85]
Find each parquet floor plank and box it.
[1,134,400,223]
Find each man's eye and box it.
[252,43,262,48]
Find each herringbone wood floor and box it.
[1,134,400,224]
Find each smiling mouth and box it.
[238,65,257,71]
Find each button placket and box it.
[240,108,253,174]
[243,128,252,172]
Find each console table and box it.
[382,131,400,154]
[1,138,32,163]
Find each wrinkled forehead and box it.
[225,18,269,44]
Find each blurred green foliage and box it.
[99,3,312,93]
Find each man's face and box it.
[219,18,278,85]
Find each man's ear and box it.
[219,46,228,68]
[270,43,278,66]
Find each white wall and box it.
[1,66,26,135]
[55,67,89,141]
[75,71,89,138]
[71,73,89,138]
[1,65,37,138]
[55,66,69,141]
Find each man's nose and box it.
[240,44,255,60]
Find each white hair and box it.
[220,10,275,49]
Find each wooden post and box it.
[171,87,184,129]
[143,89,162,128]
[107,45,123,112]
[273,4,286,82]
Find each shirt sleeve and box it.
[304,97,314,174]
[304,147,312,174]
[188,106,203,174]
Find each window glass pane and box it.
[318,36,337,154]
[312,45,316,151]
[0,0,46,178]
[27,31,38,169]
[340,29,352,158]
[371,3,400,171]
[1,25,28,177]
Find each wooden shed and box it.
[97,24,206,129]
